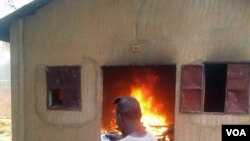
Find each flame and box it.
[102,72,171,141]
[131,87,169,140]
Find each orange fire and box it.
[131,87,169,140]
[102,76,169,141]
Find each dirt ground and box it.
[0,87,12,141]
[0,116,11,141]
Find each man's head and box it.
[114,96,142,133]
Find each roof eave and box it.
[0,0,51,42]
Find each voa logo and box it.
[226,129,246,136]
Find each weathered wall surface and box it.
[10,0,250,141]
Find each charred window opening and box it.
[46,66,81,111]
[204,64,227,112]
[102,65,176,141]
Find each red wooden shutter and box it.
[180,65,203,113]
[225,64,250,114]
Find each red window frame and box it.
[180,65,203,113]
[180,63,250,114]
[225,64,250,114]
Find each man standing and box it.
[106,96,157,141]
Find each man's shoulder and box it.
[119,131,157,141]
[145,131,158,141]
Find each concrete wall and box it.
[10,0,250,141]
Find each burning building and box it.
[0,0,250,141]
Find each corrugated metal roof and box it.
[0,0,51,42]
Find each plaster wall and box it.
[11,0,250,141]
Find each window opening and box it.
[46,66,81,111]
[181,63,250,115]
[204,64,227,112]
[102,65,176,141]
